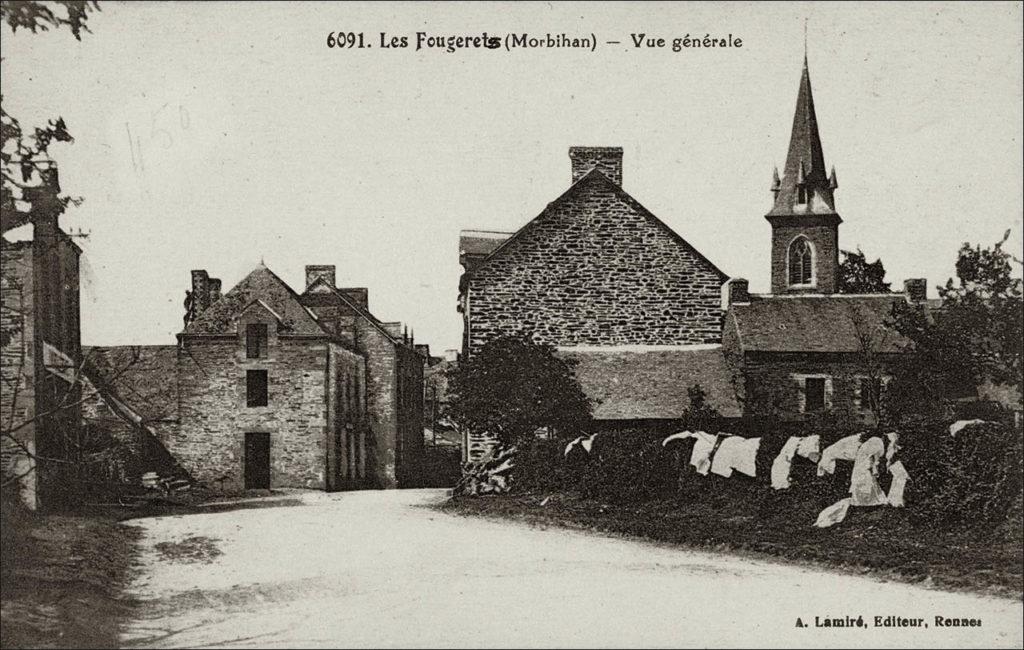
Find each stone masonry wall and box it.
[175,335,331,492]
[357,322,398,488]
[466,174,726,355]
[327,341,366,490]
[769,219,839,295]
[741,352,889,429]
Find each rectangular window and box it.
[804,377,826,412]
[246,369,268,407]
[246,323,268,359]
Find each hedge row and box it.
[510,422,1023,531]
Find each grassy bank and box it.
[0,507,142,649]
[441,492,1023,601]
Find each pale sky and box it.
[2,1,1022,353]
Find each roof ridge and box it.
[183,264,330,337]
[468,168,727,280]
[309,278,403,346]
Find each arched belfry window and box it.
[788,236,815,286]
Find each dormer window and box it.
[797,185,808,204]
[788,236,815,286]
[246,323,268,359]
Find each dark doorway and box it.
[245,432,271,489]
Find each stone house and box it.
[459,146,727,357]
[297,264,425,489]
[172,264,368,492]
[458,146,739,455]
[0,167,83,510]
[85,262,426,494]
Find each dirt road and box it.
[121,489,1022,648]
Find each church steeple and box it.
[765,53,843,295]
[769,56,837,216]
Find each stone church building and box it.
[720,57,936,428]
[459,55,944,438]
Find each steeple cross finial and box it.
[803,18,808,61]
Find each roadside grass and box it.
[0,490,307,649]
[0,507,141,649]
[440,491,1024,601]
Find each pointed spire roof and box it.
[768,55,837,216]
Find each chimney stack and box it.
[904,278,928,303]
[569,146,623,186]
[190,270,211,315]
[305,264,336,290]
[208,278,222,304]
[724,278,750,308]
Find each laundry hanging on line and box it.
[770,434,821,490]
[817,433,863,476]
[710,436,760,478]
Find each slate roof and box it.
[183,264,327,336]
[83,345,179,422]
[459,230,513,258]
[468,169,728,281]
[727,295,913,354]
[558,346,742,420]
[300,277,404,346]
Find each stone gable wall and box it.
[466,178,725,355]
[175,336,332,492]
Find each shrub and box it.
[901,421,1023,529]
[511,428,677,503]
[510,438,576,494]
[574,430,677,503]
[445,336,593,449]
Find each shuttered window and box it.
[246,323,268,359]
[246,369,268,407]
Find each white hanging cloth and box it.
[887,460,909,508]
[710,436,761,478]
[817,433,862,476]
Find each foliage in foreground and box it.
[445,335,593,449]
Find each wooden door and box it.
[244,432,271,489]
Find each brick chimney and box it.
[569,146,623,186]
[724,278,750,307]
[305,264,336,289]
[190,270,211,314]
[208,278,222,304]
[904,278,928,303]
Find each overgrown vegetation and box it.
[446,335,593,449]
[837,247,891,294]
[0,499,141,649]
[886,231,1023,424]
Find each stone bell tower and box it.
[766,55,842,295]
